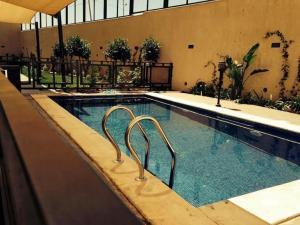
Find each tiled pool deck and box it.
[147,92,300,133]
[32,91,300,225]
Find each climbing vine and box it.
[264,31,294,99]
[291,58,300,96]
[204,60,218,89]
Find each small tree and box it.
[52,42,67,59]
[104,38,131,62]
[141,37,160,62]
[66,35,91,60]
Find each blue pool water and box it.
[55,96,300,207]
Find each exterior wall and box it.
[20,0,300,99]
[0,22,21,55]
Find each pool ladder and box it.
[102,105,176,188]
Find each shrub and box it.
[236,91,271,106]
[87,74,98,88]
[141,37,160,62]
[220,88,232,100]
[52,42,67,58]
[237,91,300,114]
[105,38,131,62]
[191,81,216,97]
[86,66,99,88]
[289,96,300,113]
[117,67,141,84]
[66,35,91,60]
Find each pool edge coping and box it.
[146,93,300,135]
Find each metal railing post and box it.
[129,0,134,15]
[57,12,66,88]
[76,60,80,92]
[112,61,116,88]
[168,63,173,90]
[34,22,41,84]
[104,0,107,19]
[32,59,36,89]
[163,0,169,8]
[149,63,153,91]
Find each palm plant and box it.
[224,43,268,100]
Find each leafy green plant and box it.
[191,80,216,97]
[220,88,231,100]
[289,96,300,113]
[52,42,67,58]
[117,67,141,84]
[237,91,300,114]
[236,90,272,106]
[204,61,218,90]
[264,31,293,98]
[273,99,287,111]
[87,66,99,88]
[105,38,131,62]
[141,37,161,62]
[224,43,269,100]
[66,35,91,60]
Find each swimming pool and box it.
[53,95,300,207]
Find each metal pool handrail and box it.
[102,105,150,167]
[125,115,176,188]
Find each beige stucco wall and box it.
[0,22,21,55]
[20,0,300,98]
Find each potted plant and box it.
[104,38,131,63]
[141,37,161,62]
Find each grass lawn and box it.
[20,65,135,89]
[20,66,88,88]
[40,70,89,88]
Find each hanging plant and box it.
[141,37,161,62]
[264,31,294,99]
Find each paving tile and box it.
[279,216,300,225]
[230,180,300,224]
[200,201,269,225]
